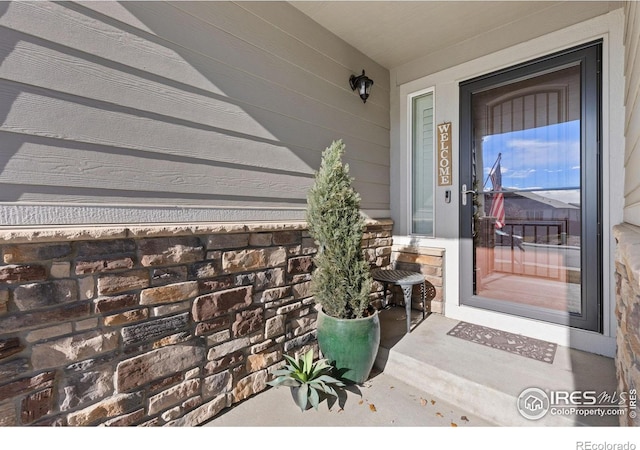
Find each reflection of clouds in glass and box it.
[507,139,560,151]
[507,168,536,178]
[484,166,512,173]
[505,139,580,156]
[483,121,580,189]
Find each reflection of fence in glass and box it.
[479,187,581,282]
[494,220,580,283]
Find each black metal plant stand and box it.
[370,269,434,333]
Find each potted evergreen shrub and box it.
[306,139,380,384]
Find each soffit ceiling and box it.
[289,1,623,70]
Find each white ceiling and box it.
[289,1,622,70]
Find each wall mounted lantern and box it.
[349,70,374,103]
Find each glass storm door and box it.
[459,41,602,332]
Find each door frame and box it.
[458,41,603,332]
[392,11,624,356]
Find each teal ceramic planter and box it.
[316,307,380,384]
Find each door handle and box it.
[461,184,477,206]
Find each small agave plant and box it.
[267,348,345,411]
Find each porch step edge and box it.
[382,348,583,426]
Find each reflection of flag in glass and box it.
[489,161,505,228]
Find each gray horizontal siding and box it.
[0,1,390,226]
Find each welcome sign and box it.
[437,122,453,186]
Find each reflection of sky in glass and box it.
[482,120,580,191]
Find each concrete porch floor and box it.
[378,308,619,427]
[203,306,620,428]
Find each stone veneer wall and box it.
[0,220,393,426]
[613,223,640,426]
[390,245,444,314]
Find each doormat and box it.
[446,321,557,364]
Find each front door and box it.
[459,41,602,332]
